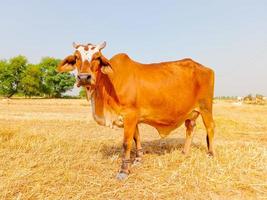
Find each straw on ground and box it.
[0,99,266,199]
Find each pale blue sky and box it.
[0,0,266,96]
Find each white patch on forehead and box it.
[77,46,99,62]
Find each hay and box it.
[0,99,266,199]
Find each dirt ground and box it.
[0,99,266,199]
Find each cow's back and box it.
[134,59,212,117]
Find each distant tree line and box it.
[215,94,265,101]
[0,55,76,98]
[214,96,237,100]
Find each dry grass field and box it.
[0,99,266,200]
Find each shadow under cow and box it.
[100,138,205,158]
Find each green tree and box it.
[0,56,28,98]
[0,60,8,95]
[20,64,43,97]
[39,57,75,98]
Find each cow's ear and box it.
[92,52,113,74]
[99,55,113,74]
[57,55,76,72]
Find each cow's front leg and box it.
[116,112,137,180]
[133,125,143,165]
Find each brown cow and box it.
[58,42,215,180]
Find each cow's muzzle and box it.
[77,73,91,86]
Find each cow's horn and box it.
[72,42,78,48]
[98,41,106,50]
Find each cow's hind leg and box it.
[133,125,143,165]
[182,111,200,155]
[200,110,215,156]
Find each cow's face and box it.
[57,42,112,88]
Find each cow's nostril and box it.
[87,75,91,80]
[77,75,81,80]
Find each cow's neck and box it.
[88,73,119,127]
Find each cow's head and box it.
[57,42,112,88]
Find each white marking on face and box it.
[77,46,99,62]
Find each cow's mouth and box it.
[77,80,90,87]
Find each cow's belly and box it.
[140,106,197,138]
[141,115,186,138]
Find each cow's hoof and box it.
[116,172,128,180]
[207,151,215,157]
